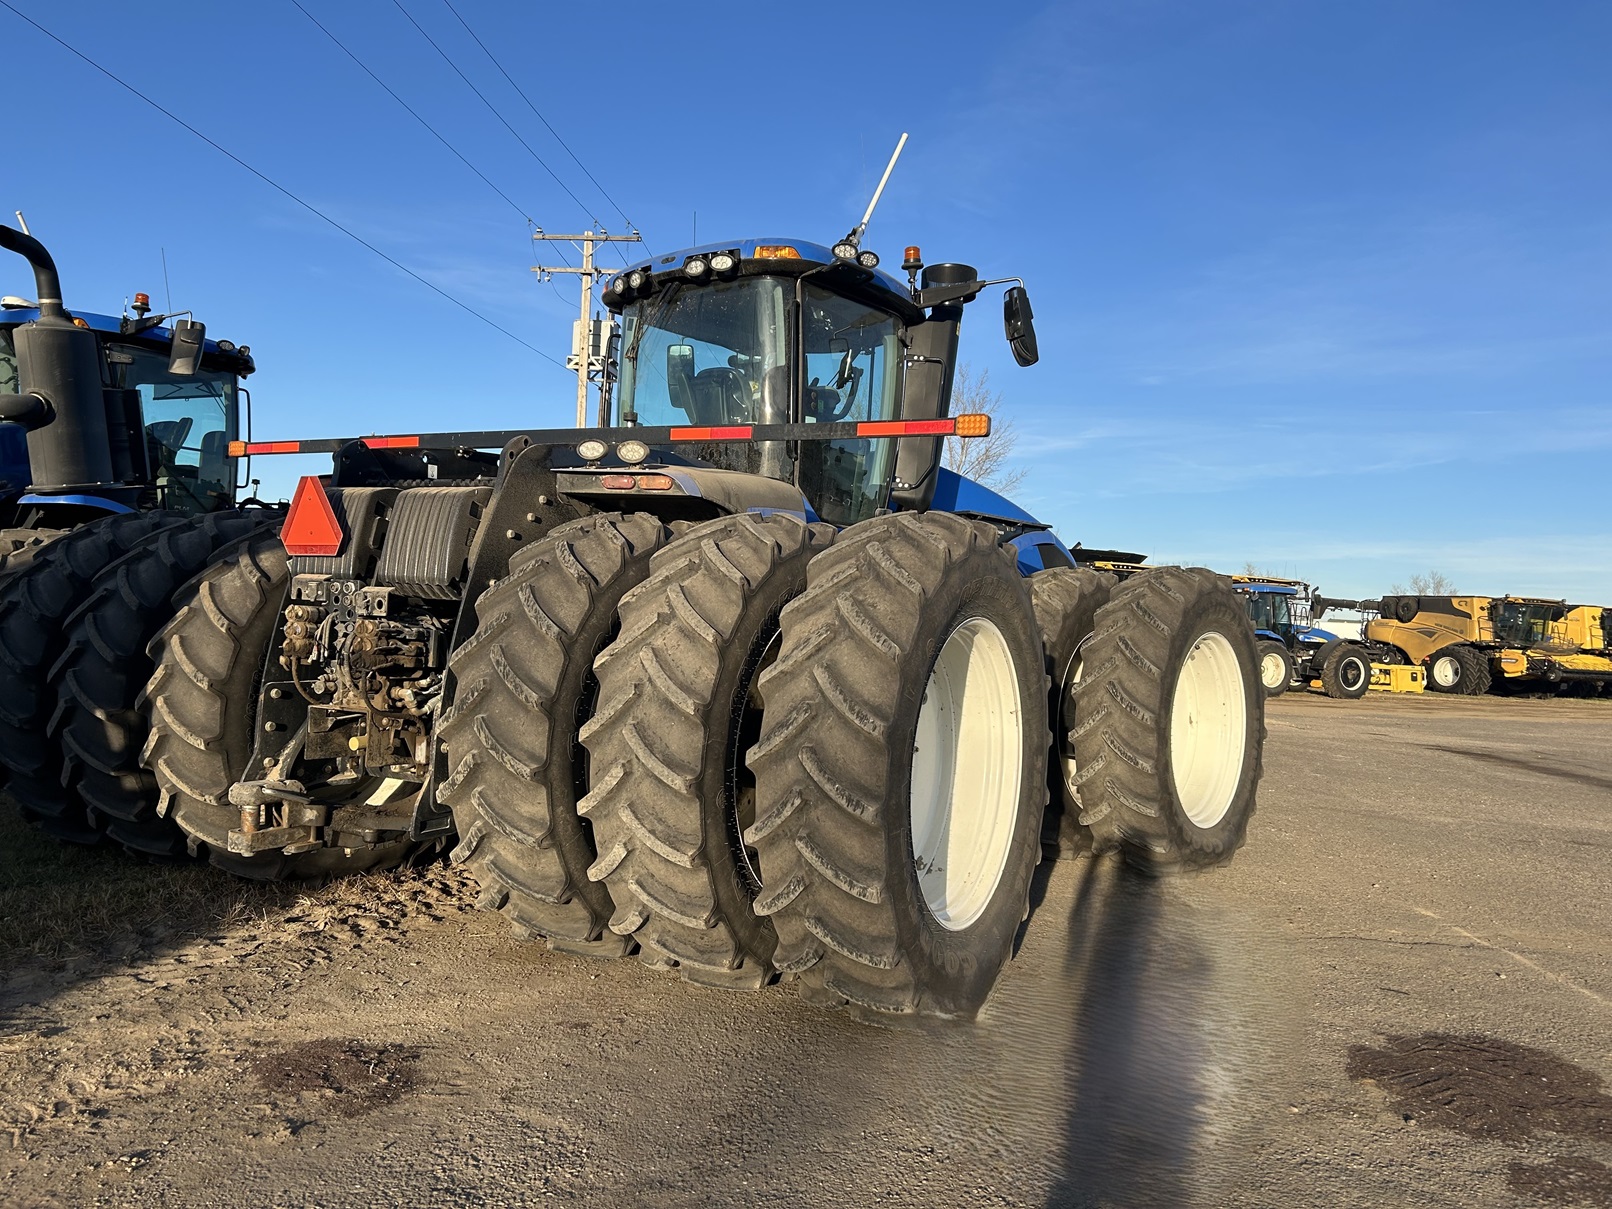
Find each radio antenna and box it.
[844,132,907,249]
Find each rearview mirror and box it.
[666,343,696,416]
[1003,286,1038,367]
[168,318,205,376]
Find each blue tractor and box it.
[0,222,278,855]
[131,226,1265,1023]
[1234,575,1373,700]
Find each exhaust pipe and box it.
[0,224,66,319]
[0,223,120,490]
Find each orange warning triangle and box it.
[282,475,344,557]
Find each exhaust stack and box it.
[0,223,121,493]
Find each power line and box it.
[438,0,643,246]
[391,0,608,242]
[0,0,564,367]
[289,0,534,229]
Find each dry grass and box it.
[0,796,475,971]
[0,797,305,967]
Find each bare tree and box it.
[1390,570,1456,595]
[943,365,1024,494]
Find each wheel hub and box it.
[909,616,1023,931]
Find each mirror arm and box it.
[910,276,1025,310]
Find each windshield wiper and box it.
[622,282,684,369]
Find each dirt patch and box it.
[1347,1033,1612,1144]
[250,1039,421,1118]
[1507,1156,1612,1207]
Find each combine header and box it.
[138,166,1265,1020]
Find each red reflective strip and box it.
[363,436,422,449]
[247,441,302,454]
[857,419,955,437]
[281,475,344,557]
[669,426,753,441]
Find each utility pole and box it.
[532,229,642,426]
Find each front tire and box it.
[1071,567,1263,875]
[747,512,1049,1021]
[1256,640,1294,698]
[1427,644,1491,696]
[1029,567,1116,858]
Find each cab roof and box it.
[0,306,252,372]
[609,237,924,324]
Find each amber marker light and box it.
[953,413,992,438]
[753,245,801,259]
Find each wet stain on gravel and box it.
[1347,1033,1612,1144]
[1507,1155,1612,1207]
[250,1039,421,1118]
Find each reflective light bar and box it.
[231,416,991,457]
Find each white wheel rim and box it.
[1169,631,1248,830]
[909,616,1024,932]
[1432,655,1460,687]
[1260,650,1287,689]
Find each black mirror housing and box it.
[168,318,205,376]
[1003,286,1038,367]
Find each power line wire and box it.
[438,0,645,248]
[289,0,534,229]
[391,0,607,240]
[0,0,565,367]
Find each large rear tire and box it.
[143,533,417,880]
[48,512,274,857]
[1071,566,1263,875]
[747,512,1049,1022]
[440,513,674,956]
[1427,643,1490,696]
[0,512,185,841]
[1256,640,1294,698]
[1320,643,1372,700]
[1029,567,1115,858]
[580,512,833,987]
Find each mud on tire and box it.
[441,512,674,956]
[142,533,416,880]
[1071,566,1263,876]
[746,512,1049,1022]
[580,512,833,987]
[50,512,275,858]
[1029,567,1116,858]
[0,512,185,842]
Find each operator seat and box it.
[690,366,751,426]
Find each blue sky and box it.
[4,1,1609,601]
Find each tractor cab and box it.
[602,237,1037,529]
[1233,577,1342,652]
[0,300,255,520]
[604,239,919,527]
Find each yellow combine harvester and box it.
[1367,594,1612,695]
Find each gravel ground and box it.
[1,691,1608,1208]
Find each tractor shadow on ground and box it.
[984,853,1242,1208]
